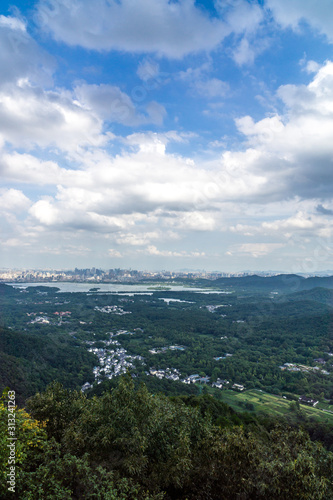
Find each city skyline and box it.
[1,266,333,282]
[1,1,333,272]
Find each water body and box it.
[8,282,225,294]
[158,298,195,304]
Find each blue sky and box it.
[1,0,333,272]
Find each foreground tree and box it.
[0,377,330,499]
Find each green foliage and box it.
[0,327,96,405]
[0,386,164,500]
[20,442,163,500]
[23,378,333,500]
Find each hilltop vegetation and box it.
[1,378,333,499]
[0,326,96,406]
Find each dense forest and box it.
[1,377,333,499]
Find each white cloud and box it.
[266,0,333,42]
[108,248,122,257]
[2,238,31,248]
[226,243,284,258]
[0,84,107,151]
[74,83,166,126]
[35,0,230,58]
[29,199,59,226]
[28,196,132,233]
[0,15,25,31]
[302,59,321,74]
[33,244,92,256]
[216,0,267,66]
[232,35,271,66]
[229,203,333,243]
[115,232,160,246]
[194,78,229,98]
[234,61,333,200]
[145,245,205,258]
[232,37,256,66]
[177,63,229,98]
[3,55,333,268]
[165,211,217,231]
[178,62,211,82]
[137,59,160,82]
[0,189,31,213]
[217,0,264,35]
[0,129,271,242]
[262,212,315,232]
[0,15,54,87]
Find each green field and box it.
[220,389,333,424]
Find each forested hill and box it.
[1,377,333,499]
[0,326,96,406]
[286,287,333,306]
[206,273,333,292]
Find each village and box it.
[81,330,244,393]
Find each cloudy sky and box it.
[1,0,333,272]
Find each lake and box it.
[8,282,231,294]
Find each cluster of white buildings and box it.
[88,344,144,383]
[26,309,72,326]
[148,367,181,381]
[149,345,186,354]
[212,379,230,389]
[81,331,239,393]
[181,374,209,384]
[94,305,131,315]
[280,362,330,375]
[29,315,50,324]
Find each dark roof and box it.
[299,395,317,404]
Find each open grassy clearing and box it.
[220,389,333,424]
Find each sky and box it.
[1,0,333,273]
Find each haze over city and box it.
[1,1,333,272]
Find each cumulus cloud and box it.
[234,61,333,200]
[0,128,274,243]
[266,0,333,42]
[28,197,132,233]
[231,36,269,66]
[0,127,266,250]
[165,211,217,231]
[0,189,31,213]
[226,243,284,258]
[35,0,230,58]
[215,0,266,66]
[2,39,333,268]
[217,0,264,35]
[0,84,108,151]
[115,231,161,246]
[145,245,205,258]
[4,53,333,247]
[229,204,333,243]
[0,15,54,87]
